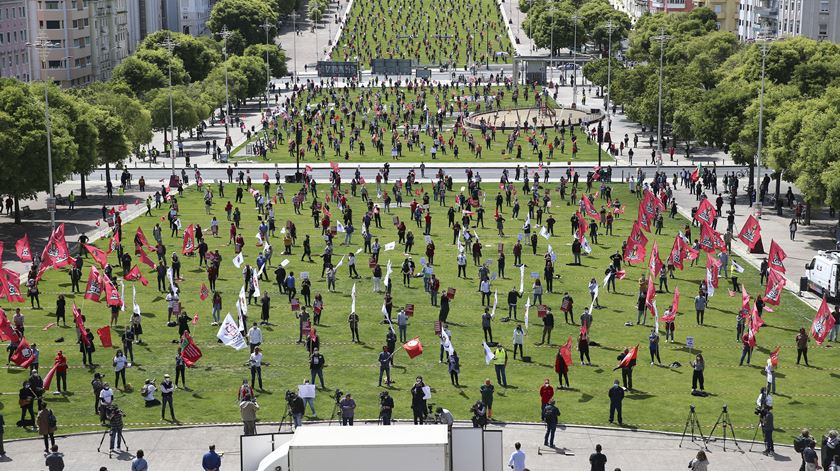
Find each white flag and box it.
[336,222,346,232]
[384,260,393,287]
[491,289,498,317]
[255,232,263,246]
[232,252,244,268]
[519,265,525,292]
[524,298,531,330]
[603,271,611,287]
[167,267,177,295]
[120,281,125,312]
[582,236,592,254]
[132,286,141,315]
[384,241,396,251]
[217,313,247,350]
[482,341,495,365]
[589,285,599,313]
[335,255,346,270]
[351,283,357,312]
[442,328,454,355]
[523,214,531,229]
[539,226,550,240]
[732,260,745,273]
[280,258,290,267]
[252,271,261,298]
[706,268,715,298]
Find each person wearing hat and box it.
[141,379,159,406]
[542,398,560,448]
[160,374,176,421]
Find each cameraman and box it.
[756,387,773,412]
[106,405,125,452]
[470,401,487,429]
[288,391,305,428]
[436,407,454,427]
[760,406,774,456]
[240,396,259,436]
[379,391,394,425]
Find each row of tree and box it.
[584,8,840,212]
[521,0,630,57]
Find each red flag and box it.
[615,345,639,369]
[138,247,156,269]
[811,296,837,345]
[628,221,649,248]
[180,332,203,367]
[135,227,152,250]
[97,326,113,348]
[2,271,25,303]
[738,215,762,249]
[309,324,317,342]
[124,266,149,286]
[329,161,341,173]
[690,167,700,182]
[73,304,91,347]
[559,336,573,369]
[706,254,721,289]
[104,277,122,307]
[84,266,103,302]
[623,242,646,264]
[200,283,210,301]
[645,277,658,317]
[740,285,751,320]
[182,224,196,254]
[580,321,588,337]
[83,244,109,268]
[402,337,424,358]
[15,234,32,262]
[581,196,600,221]
[648,241,663,278]
[262,172,270,181]
[107,231,120,254]
[305,164,313,174]
[669,235,686,271]
[698,222,719,253]
[664,288,679,321]
[769,346,780,368]
[42,360,61,390]
[764,270,786,305]
[768,240,787,273]
[41,223,71,268]
[0,308,19,342]
[35,263,51,283]
[359,176,366,185]
[95,220,101,227]
[118,204,127,212]
[10,337,36,368]
[192,314,198,326]
[694,198,717,226]
[576,212,589,239]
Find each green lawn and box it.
[332,0,513,68]
[3,180,832,441]
[236,85,612,163]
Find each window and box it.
[48,59,63,68]
[45,1,61,9]
[820,0,829,12]
[714,4,722,12]
[45,20,61,29]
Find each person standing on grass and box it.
[555,348,570,388]
[161,374,176,421]
[690,353,705,392]
[448,351,460,386]
[539,379,554,418]
[512,324,525,359]
[649,330,661,365]
[796,328,810,366]
[608,379,624,425]
[339,393,356,426]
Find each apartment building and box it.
[777,0,840,40]
[648,0,697,13]
[703,0,740,32]
[127,0,163,48]
[0,0,31,80]
[89,0,130,80]
[26,0,95,86]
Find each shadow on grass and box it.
[578,393,594,403]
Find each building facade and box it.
[27,0,95,86]
[647,0,697,13]
[0,0,31,80]
[89,0,130,81]
[127,0,163,49]
[703,0,740,32]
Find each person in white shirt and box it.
[436,407,454,426]
[113,351,128,390]
[508,442,526,471]
[141,379,159,406]
[250,347,264,390]
[248,323,263,353]
[99,383,114,422]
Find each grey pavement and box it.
[0,422,799,470]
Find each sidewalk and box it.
[0,422,797,470]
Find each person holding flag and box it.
[615,346,638,391]
[555,339,571,388]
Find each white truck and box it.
[805,250,840,299]
[244,425,503,471]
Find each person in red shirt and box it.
[539,378,554,419]
[53,351,68,394]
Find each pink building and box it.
[0,0,31,81]
[648,0,697,13]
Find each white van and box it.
[805,251,840,299]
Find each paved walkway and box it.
[0,422,799,470]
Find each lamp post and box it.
[158,33,179,175]
[220,26,232,141]
[754,38,770,217]
[550,3,555,82]
[261,19,275,108]
[291,11,299,80]
[605,20,614,124]
[28,32,57,230]
[652,29,669,171]
[571,14,580,105]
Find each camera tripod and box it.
[679,405,707,448]
[704,405,741,451]
[278,402,293,432]
[328,396,341,426]
[97,426,129,457]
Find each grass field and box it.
[2,177,834,441]
[332,0,513,68]
[236,84,612,163]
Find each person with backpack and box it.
[795,429,818,471]
[36,402,57,453]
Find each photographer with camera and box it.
[339,393,356,426]
[105,404,125,452]
[141,379,159,407]
[240,395,259,436]
[436,407,454,427]
[287,390,305,428]
[470,401,487,429]
[379,391,394,425]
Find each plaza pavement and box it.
[0,421,799,470]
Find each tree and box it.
[583,57,624,89]
[139,31,222,82]
[136,48,190,85]
[0,79,78,223]
[112,56,166,97]
[245,44,289,77]
[208,0,277,47]
[578,0,630,54]
[147,86,208,140]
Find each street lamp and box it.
[158,32,179,175]
[571,14,580,105]
[605,20,614,125]
[754,38,770,217]
[260,19,275,108]
[27,32,58,230]
[291,11,300,80]
[220,26,232,141]
[652,29,670,170]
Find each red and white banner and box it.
[10,337,36,368]
[0,308,19,342]
[15,234,32,262]
[648,241,663,278]
[694,198,717,226]
[764,269,786,305]
[84,244,109,268]
[84,266,103,302]
[180,332,203,367]
[768,240,787,273]
[73,304,91,347]
[41,223,71,269]
[811,296,836,345]
[402,337,424,358]
[182,224,196,254]
[738,215,762,249]
[615,345,639,369]
[104,277,122,307]
[124,266,149,286]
